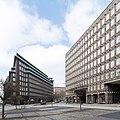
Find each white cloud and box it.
[0,0,66,84]
[18,45,69,87]
[63,0,112,44]
[0,0,65,51]
[0,0,112,87]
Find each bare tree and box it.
[0,78,5,119]
[0,77,17,119]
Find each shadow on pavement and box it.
[99,111,120,119]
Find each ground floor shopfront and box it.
[66,84,120,104]
[86,92,120,104]
[66,92,120,104]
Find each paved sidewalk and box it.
[0,106,120,120]
[54,103,120,111]
[0,103,120,119]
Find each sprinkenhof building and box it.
[65,0,120,104]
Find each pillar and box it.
[97,94,100,104]
[105,92,108,104]
[91,94,93,103]
[86,95,88,104]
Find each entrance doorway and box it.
[93,94,98,103]
[74,89,86,103]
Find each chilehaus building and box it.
[5,53,53,104]
[65,0,120,104]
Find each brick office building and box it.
[5,53,53,104]
[65,0,120,104]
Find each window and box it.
[94,76,96,82]
[116,58,120,66]
[101,65,104,71]
[94,52,96,58]
[106,33,109,41]
[97,66,100,73]
[116,47,120,54]
[111,71,115,78]
[85,51,87,56]
[101,75,104,80]
[116,13,120,22]
[94,85,96,91]
[102,18,105,25]
[106,73,109,79]
[117,24,120,33]
[111,50,115,57]
[88,56,90,62]
[102,56,104,62]
[13,77,15,81]
[13,82,16,86]
[19,61,21,65]
[106,14,109,21]
[111,29,115,37]
[101,84,104,89]
[98,31,100,38]
[111,8,115,16]
[97,84,100,90]
[106,43,109,50]
[106,24,109,31]
[116,2,120,11]
[85,43,87,49]
[88,48,90,54]
[88,33,90,39]
[91,62,93,68]
[111,40,115,47]
[94,43,97,50]
[102,27,105,34]
[98,58,100,64]
[98,23,100,29]
[101,37,105,44]
[94,35,96,41]
[94,27,97,33]
[19,76,21,80]
[91,38,93,44]
[111,19,115,26]
[97,76,100,81]
[13,73,15,77]
[98,40,100,47]
[91,86,93,91]
[111,61,115,68]
[106,63,109,70]
[13,92,16,96]
[91,46,93,52]
[116,36,120,44]
[106,53,109,60]
[116,69,120,77]
[88,40,90,47]
[98,49,100,55]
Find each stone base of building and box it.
[86,92,120,104]
[66,92,120,104]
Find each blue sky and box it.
[0,0,112,86]
[21,0,77,26]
